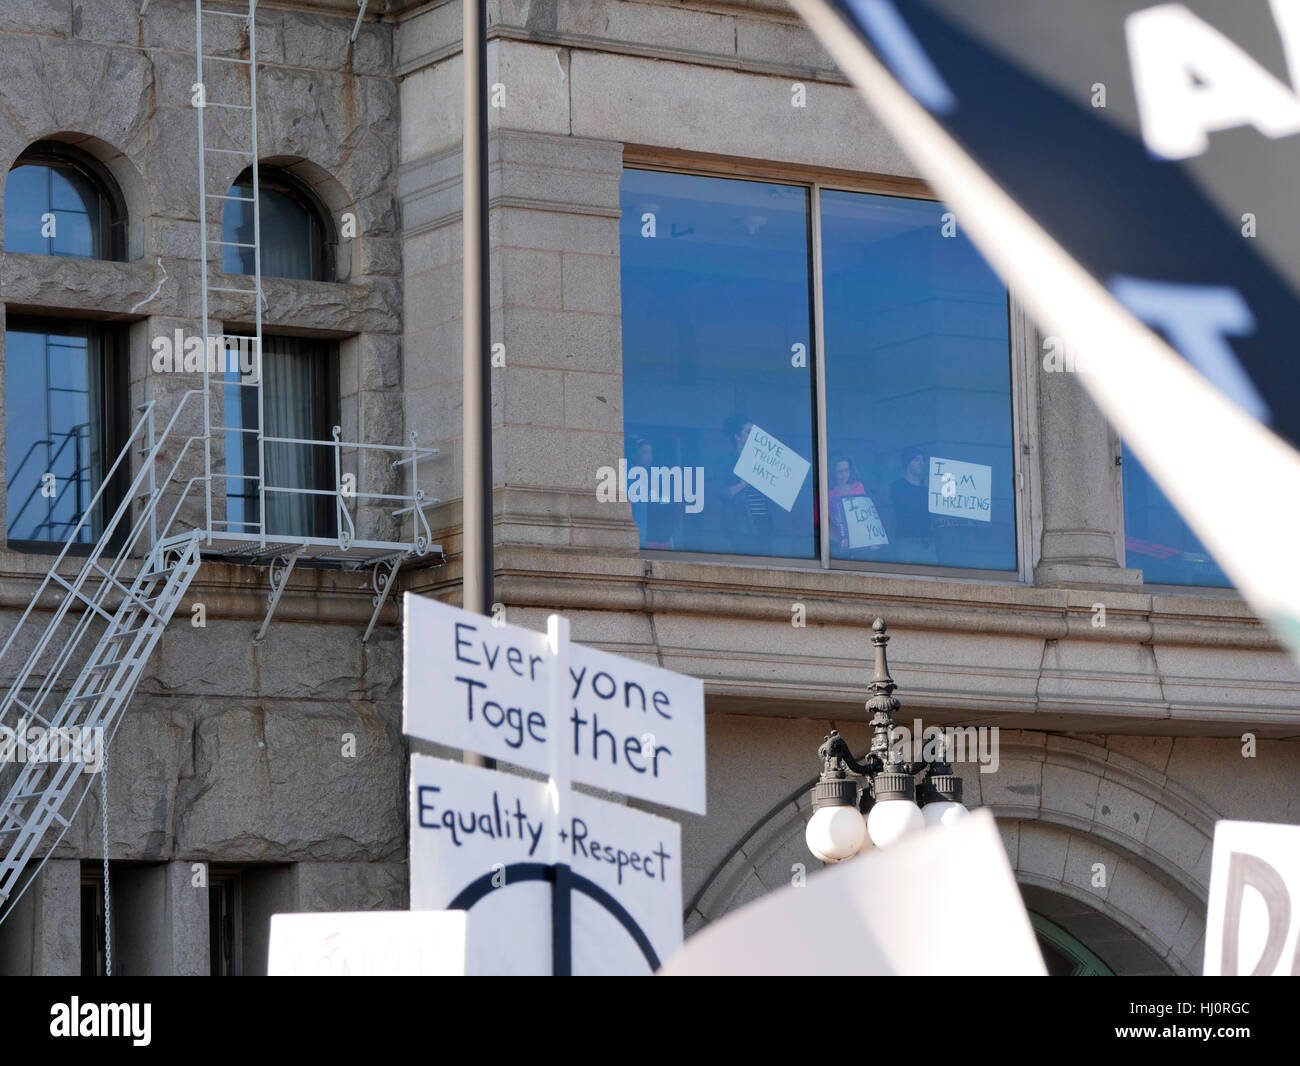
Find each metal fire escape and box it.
[0,0,437,924]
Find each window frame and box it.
[224,166,335,283]
[1116,439,1237,593]
[223,331,340,541]
[620,152,1036,584]
[5,142,127,262]
[4,315,129,555]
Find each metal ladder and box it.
[0,0,441,927]
[0,397,207,919]
[195,0,265,548]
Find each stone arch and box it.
[686,733,1217,973]
[206,155,365,283]
[1,132,148,261]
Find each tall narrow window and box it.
[5,143,125,260]
[619,169,818,558]
[820,190,1015,571]
[209,870,242,976]
[1122,444,1230,587]
[222,167,331,281]
[224,335,338,540]
[5,319,122,546]
[80,866,107,978]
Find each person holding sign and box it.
[827,456,883,559]
[720,414,774,556]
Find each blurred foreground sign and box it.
[661,809,1044,975]
[267,911,467,976]
[1204,820,1300,975]
[790,0,1300,654]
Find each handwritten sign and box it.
[1204,820,1300,976]
[928,457,992,522]
[403,594,706,814]
[733,424,811,513]
[842,496,889,549]
[409,755,683,975]
[267,911,467,976]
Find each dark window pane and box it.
[224,336,335,539]
[223,181,319,280]
[4,162,102,258]
[619,169,817,558]
[5,324,107,543]
[821,190,1015,571]
[1122,444,1231,587]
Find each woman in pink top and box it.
[829,456,867,552]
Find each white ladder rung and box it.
[210,286,260,295]
[209,239,257,248]
[89,660,128,672]
[207,192,255,202]
[206,147,255,156]
[201,55,252,65]
[104,627,148,641]
[201,7,253,18]
[206,102,254,111]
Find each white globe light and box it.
[866,798,924,848]
[805,804,868,863]
[922,799,968,829]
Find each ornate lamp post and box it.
[804,618,967,863]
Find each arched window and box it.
[4,142,126,260]
[222,167,332,281]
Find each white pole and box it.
[546,613,572,976]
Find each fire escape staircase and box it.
[0,0,439,924]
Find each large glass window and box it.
[222,168,330,281]
[618,169,1015,571]
[619,170,818,558]
[224,335,338,540]
[821,191,1015,571]
[5,319,120,545]
[1122,444,1231,587]
[4,144,124,260]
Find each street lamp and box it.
[805,618,967,862]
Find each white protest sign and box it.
[267,911,467,976]
[928,457,992,522]
[661,810,1044,976]
[409,755,683,975]
[403,593,706,814]
[732,424,811,512]
[1204,819,1300,976]
[842,496,889,549]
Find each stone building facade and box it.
[0,0,1295,976]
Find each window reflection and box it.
[5,322,109,543]
[821,190,1016,570]
[5,157,110,259]
[619,170,818,558]
[1122,444,1230,587]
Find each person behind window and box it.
[828,455,866,552]
[891,447,936,564]
[720,413,773,556]
[628,436,682,550]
